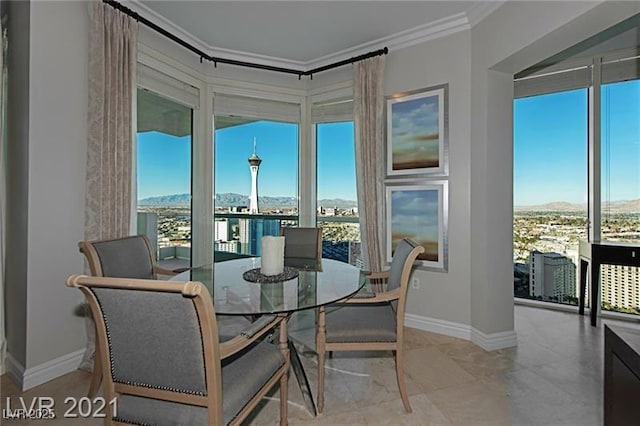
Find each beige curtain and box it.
[354,56,385,272]
[81,1,137,371]
[85,1,137,242]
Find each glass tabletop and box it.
[173,257,367,315]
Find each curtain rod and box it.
[103,0,388,79]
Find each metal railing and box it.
[138,211,363,266]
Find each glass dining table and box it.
[172,256,368,416]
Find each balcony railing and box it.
[214,212,363,266]
[138,211,363,268]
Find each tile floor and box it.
[2,305,638,425]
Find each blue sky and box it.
[317,122,356,200]
[138,80,639,204]
[137,131,191,199]
[137,120,357,201]
[214,121,299,198]
[514,79,639,206]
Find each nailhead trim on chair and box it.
[112,418,153,426]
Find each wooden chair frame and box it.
[78,234,193,397]
[78,234,182,279]
[315,240,424,413]
[67,274,290,426]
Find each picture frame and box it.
[386,181,448,272]
[386,84,448,177]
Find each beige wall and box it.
[5,0,31,368]
[6,0,88,380]
[25,0,88,368]
[467,0,640,335]
[381,0,638,337]
[384,31,473,327]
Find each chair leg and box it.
[316,307,326,413]
[279,317,289,426]
[395,348,412,413]
[87,346,102,398]
[279,372,288,426]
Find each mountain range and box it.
[139,193,357,208]
[515,199,640,213]
[142,193,639,212]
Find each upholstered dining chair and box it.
[66,274,290,426]
[315,238,425,413]
[78,234,190,397]
[78,234,187,280]
[281,227,322,263]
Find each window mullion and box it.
[588,56,602,243]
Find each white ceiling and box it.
[132,1,503,70]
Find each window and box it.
[514,47,640,316]
[316,121,361,266]
[513,89,588,305]
[600,79,640,243]
[213,93,300,261]
[600,78,640,314]
[136,88,193,269]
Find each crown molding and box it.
[306,12,472,71]
[127,0,501,73]
[128,0,309,71]
[466,1,507,27]
[127,1,210,58]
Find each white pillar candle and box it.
[261,236,285,276]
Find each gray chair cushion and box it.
[325,304,397,343]
[221,338,285,424]
[114,338,285,425]
[387,239,415,291]
[283,228,320,260]
[93,236,155,279]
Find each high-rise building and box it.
[238,218,281,256]
[601,265,640,310]
[214,219,229,242]
[248,138,261,214]
[529,251,576,302]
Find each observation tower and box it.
[248,138,261,214]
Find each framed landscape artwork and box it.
[386,84,448,177]
[386,182,448,271]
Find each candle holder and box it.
[242,266,299,283]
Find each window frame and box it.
[136,50,209,266]
[514,49,640,244]
[513,48,640,314]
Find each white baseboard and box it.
[5,352,25,387]
[1,341,5,375]
[405,313,517,351]
[405,313,472,340]
[470,328,518,351]
[5,349,84,391]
